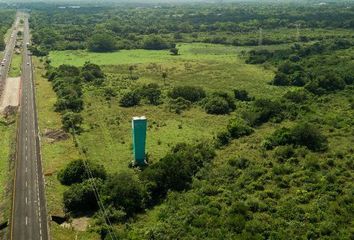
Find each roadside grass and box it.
[34,57,81,215]
[51,224,100,240]
[0,117,16,222]
[8,53,22,77]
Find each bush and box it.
[205,92,235,115]
[246,99,284,126]
[305,72,345,95]
[62,111,83,132]
[120,91,141,107]
[234,89,253,101]
[139,83,161,105]
[140,143,215,202]
[81,62,105,84]
[205,96,230,115]
[58,159,107,185]
[272,72,290,86]
[264,123,328,151]
[168,86,206,103]
[103,172,145,217]
[63,179,103,214]
[216,131,231,147]
[291,123,328,151]
[283,90,309,103]
[227,119,254,138]
[168,97,192,114]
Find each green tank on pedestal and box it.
[132,116,147,165]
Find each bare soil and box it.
[0,77,20,113]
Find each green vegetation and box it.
[29,1,354,239]
[8,53,22,77]
[0,117,16,223]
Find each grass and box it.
[33,57,99,239]
[41,43,299,239]
[8,53,22,77]
[0,117,16,222]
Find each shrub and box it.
[81,62,104,84]
[63,179,103,213]
[291,123,328,151]
[120,91,141,107]
[168,97,192,114]
[264,123,328,151]
[234,89,253,101]
[216,131,231,147]
[246,99,284,126]
[58,159,107,185]
[204,92,235,115]
[227,119,254,138]
[139,83,161,105]
[272,72,290,86]
[168,86,206,102]
[228,157,250,169]
[204,96,230,115]
[140,143,215,202]
[283,90,309,103]
[62,111,83,132]
[305,72,345,95]
[103,172,145,217]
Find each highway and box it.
[11,14,49,240]
[0,14,19,100]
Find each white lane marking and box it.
[26,181,27,187]
[25,216,28,226]
[25,167,27,173]
[25,197,27,205]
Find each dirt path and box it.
[0,77,21,112]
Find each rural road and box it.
[11,14,49,240]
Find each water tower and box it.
[132,116,147,166]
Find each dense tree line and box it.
[46,62,105,132]
[0,10,16,51]
[27,2,354,54]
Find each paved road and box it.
[0,14,19,100]
[11,14,49,240]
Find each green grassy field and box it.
[9,53,22,77]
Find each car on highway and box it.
[27,62,30,65]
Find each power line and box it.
[70,121,118,240]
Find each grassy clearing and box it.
[8,53,22,77]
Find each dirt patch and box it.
[43,128,69,142]
[59,217,90,232]
[0,77,20,113]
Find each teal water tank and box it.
[132,116,147,165]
